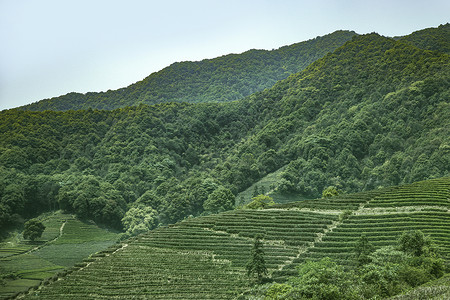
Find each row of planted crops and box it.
[273,210,450,280]
[25,245,248,299]
[22,177,449,299]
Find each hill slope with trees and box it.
[20,30,356,111]
[0,27,449,236]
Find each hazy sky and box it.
[1,0,448,110]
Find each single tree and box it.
[322,186,339,198]
[354,234,375,266]
[23,219,45,241]
[398,230,433,256]
[246,234,267,283]
[245,195,275,209]
[203,186,235,213]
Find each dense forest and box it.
[0,25,449,239]
[21,30,356,111]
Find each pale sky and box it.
[1,0,448,110]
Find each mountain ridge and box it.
[17,24,450,113]
[20,30,356,111]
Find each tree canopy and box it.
[23,219,45,241]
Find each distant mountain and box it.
[21,30,356,111]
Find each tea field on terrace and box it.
[18,177,450,299]
[0,212,118,299]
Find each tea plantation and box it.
[18,177,450,299]
[0,212,118,299]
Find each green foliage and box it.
[25,245,248,299]
[244,195,275,209]
[338,209,352,222]
[246,234,267,283]
[265,283,293,299]
[358,242,445,297]
[388,273,450,299]
[9,181,450,299]
[0,26,449,240]
[203,186,235,214]
[0,211,118,298]
[397,230,434,257]
[121,204,158,237]
[398,23,450,54]
[322,186,339,198]
[58,175,126,229]
[287,258,360,299]
[354,234,375,266]
[22,219,45,241]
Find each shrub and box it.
[322,186,340,198]
[339,210,352,222]
[265,283,293,299]
[244,195,275,209]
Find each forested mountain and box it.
[1,27,449,238]
[397,23,450,54]
[21,30,356,111]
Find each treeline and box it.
[21,31,356,111]
[1,31,449,235]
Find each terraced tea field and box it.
[0,212,118,299]
[26,245,247,299]
[18,177,450,299]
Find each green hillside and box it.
[17,177,450,299]
[1,27,449,238]
[21,31,356,111]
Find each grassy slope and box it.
[0,211,118,299]
[21,177,450,299]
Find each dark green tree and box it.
[23,219,45,241]
[203,186,235,213]
[397,230,433,256]
[354,234,375,266]
[246,234,267,283]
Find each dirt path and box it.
[27,219,67,255]
[5,219,68,259]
